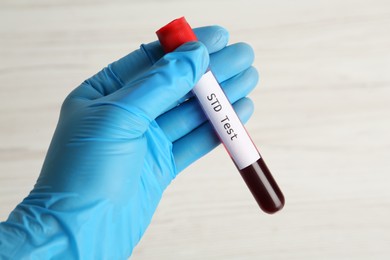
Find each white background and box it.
[0,0,389,259]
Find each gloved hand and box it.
[0,26,258,259]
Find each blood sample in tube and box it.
[156,17,284,214]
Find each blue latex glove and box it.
[0,26,258,259]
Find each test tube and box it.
[156,17,285,214]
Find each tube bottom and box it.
[239,158,285,214]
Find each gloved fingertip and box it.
[235,42,256,64]
[193,26,230,53]
[235,97,255,124]
[213,26,230,47]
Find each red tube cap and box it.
[156,17,198,53]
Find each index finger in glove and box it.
[99,42,209,132]
[69,26,228,101]
[108,26,229,89]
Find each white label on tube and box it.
[193,71,260,169]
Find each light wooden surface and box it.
[1,0,390,259]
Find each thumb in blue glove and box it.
[0,26,258,259]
